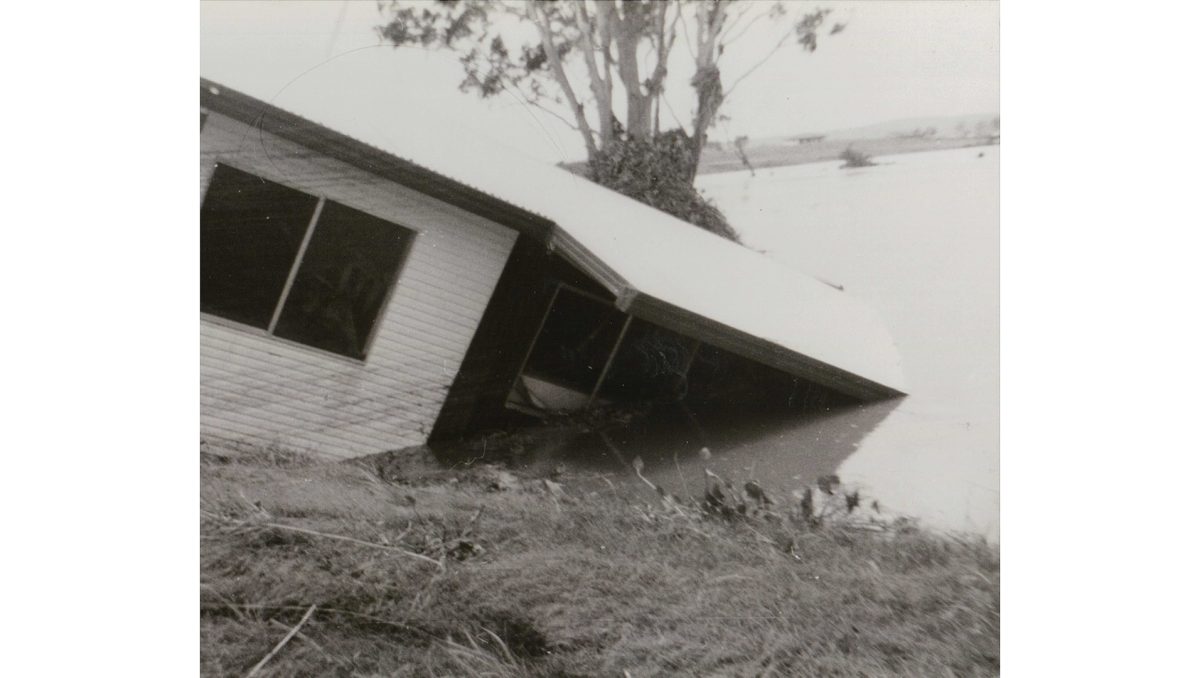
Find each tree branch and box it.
[678,1,697,60]
[646,1,673,95]
[723,30,790,101]
[511,84,592,136]
[459,69,590,155]
[573,0,614,147]
[720,3,773,47]
[530,2,599,160]
[718,0,757,42]
[659,92,688,131]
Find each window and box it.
[200,164,317,329]
[597,319,695,402]
[200,163,413,359]
[272,201,411,358]
[522,287,628,393]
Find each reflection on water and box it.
[620,398,904,501]
[698,147,1000,539]
[487,397,901,502]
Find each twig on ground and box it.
[206,512,443,568]
[268,618,351,669]
[245,604,316,677]
[201,602,435,638]
[407,568,446,619]
[634,470,658,492]
[237,490,268,515]
[672,449,691,497]
[258,521,444,568]
[630,456,659,492]
[200,582,249,623]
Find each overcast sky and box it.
[200,1,999,164]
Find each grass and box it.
[200,441,999,677]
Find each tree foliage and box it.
[377,1,841,242]
[838,146,875,169]
[590,128,739,240]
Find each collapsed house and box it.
[199,78,905,460]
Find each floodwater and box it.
[695,147,999,539]
[492,147,999,540]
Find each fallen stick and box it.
[600,432,658,492]
[204,512,442,568]
[200,582,248,623]
[201,603,438,639]
[245,604,315,677]
[633,468,659,492]
[269,619,349,669]
[260,521,443,568]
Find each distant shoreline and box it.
[696,136,998,176]
[558,135,998,179]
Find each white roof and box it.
[201,78,905,397]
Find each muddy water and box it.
[484,147,999,540]
[695,147,1000,539]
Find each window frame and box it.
[200,159,415,363]
[506,282,634,409]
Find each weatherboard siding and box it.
[200,111,517,459]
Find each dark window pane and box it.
[200,164,317,328]
[274,201,412,359]
[523,288,626,393]
[599,320,693,401]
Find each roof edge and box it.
[626,294,906,400]
[546,226,638,307]
[200,79,556,241]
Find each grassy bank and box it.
[200,442,998,677]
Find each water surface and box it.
[696,147,999,539]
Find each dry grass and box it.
[200,442,999,677]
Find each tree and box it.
[838,146,875,169]
[377,0,841,242]
[733,134,755,176]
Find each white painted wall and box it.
[200,112,517,459]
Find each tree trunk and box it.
[612,3,652,140]
[686,0,728,183]
[575,0,614,148]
